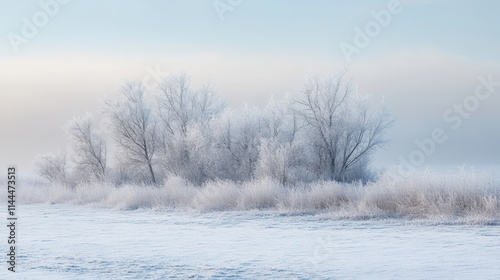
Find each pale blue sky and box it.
[1,0,499,61]
[1,0,499,170]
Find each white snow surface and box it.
[9,204,500,279]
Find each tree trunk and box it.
[148,162,156,184]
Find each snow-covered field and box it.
[5,169,500,279]
[10,204,500,279]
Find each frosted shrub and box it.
[193,180,240,210]
[18,168,500,223]
[238,178,284,210]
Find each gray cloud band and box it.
[390,74,499,179]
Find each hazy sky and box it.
[1,0,499,172]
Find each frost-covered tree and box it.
[33,71,392,186]
[65,113,107,182]
[201,109,238,181]
[33,152,68,184]
[260,96,299,143]
[103,83,159,184]
[157,73,223,137]
[295,74,393,182]
[213,106,263,181]
[255,96,306,184]
[255,138,306,185]
[156,73,225,183]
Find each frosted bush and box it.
[17,169,500,224]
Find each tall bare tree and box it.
[103,83,159,184]
[296,74,393,182]
[156,73,225,182]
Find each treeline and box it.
[34,73,393,186]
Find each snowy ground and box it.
[10,203,500,279]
